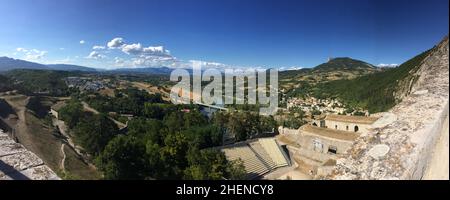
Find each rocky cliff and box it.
[330,36,449,180]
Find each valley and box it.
[0,36,448,180]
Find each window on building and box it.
[354,126,359,132]
[320,120,326,128]
[346,125,349,131]
[335,125,338,129]
[328,146,337,154]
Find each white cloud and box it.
[278,66,304,71]
[16,48,26,52]
[16,48,47,60]
[122,43,143,55]
[87,51,105,59]
[104,37,176,68]
[80,40,85,44]
[114,57,124,64]
[377,63,399,68]
[143,46,171,57]
[121,43,172,58]
[59,48,65,50]
[101,37,269,70]
[107,37,125,49]
[93,45,106,50]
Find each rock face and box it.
[331,36,449,180]
[0,130,59,180]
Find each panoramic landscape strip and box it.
[0,0,448,187]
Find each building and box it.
[276,114,381,179]
[298,125,358,155]
[323,114,379,134]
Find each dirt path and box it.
[60,144,66,171]
[81,101,127,128]
[53,118,85,158]
[81,101,99,114]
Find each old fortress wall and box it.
[332,37,449,180]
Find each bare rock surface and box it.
[331,36,449,180]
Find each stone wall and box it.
[324,120,371,134]
[296,133,354,155]
[0,130,59,180]
[331,36,449,180]
[278,126,299,135]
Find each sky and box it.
[0,0,448,69]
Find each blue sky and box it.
[0,0,448,69]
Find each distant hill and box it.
[108,67,174,75]
[0,57,178,75]
[0,57,49,71]
[47,64,97,72]
[279,57,380,93]
[0,57,98,72]
[308,36,450,113]
[313,57,376,72]
[5,69,75,96]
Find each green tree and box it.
[160,132,190,178]
[73,114,118,155]
[96,135,148,180]
[184,148,247,180]
[127,118,163,145]
[59,99,83,128]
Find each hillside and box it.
[108,67,174,75]
[47,64,97,72]
[280,57,381,94]
[0,98,15,118]
[0,57,49,71]
[0,57,97,72]
[0,75,12,92]
[313,57,376,72]
[5,69,76,96]
[310,42,438,113]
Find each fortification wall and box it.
[331,37,449,180]
[0,130,60,180]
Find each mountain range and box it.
[0,57,99,72]
[0,56,382,76]
[0,56,177,75]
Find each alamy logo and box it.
[170,61,278,115]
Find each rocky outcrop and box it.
[330,36,449,180]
